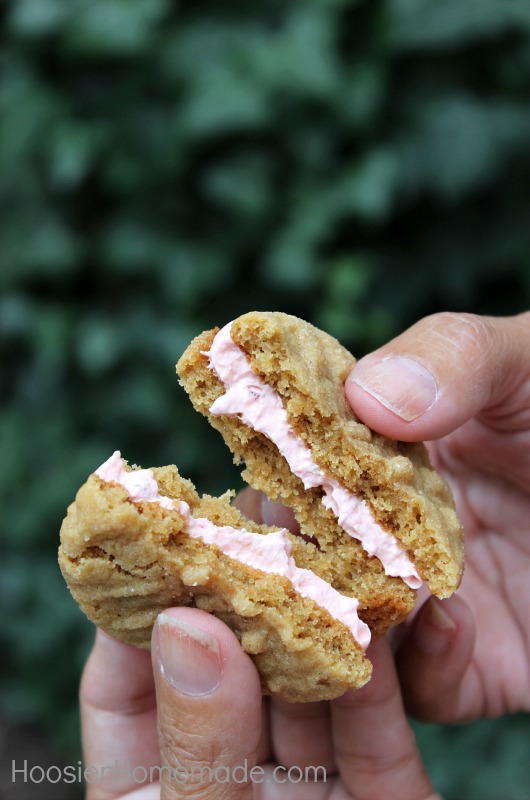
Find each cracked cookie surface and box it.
[59,465,371,702]
[177,312,464,636]
[59,311,464,701]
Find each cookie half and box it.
[176,311,464,637]
[59,452,372,702]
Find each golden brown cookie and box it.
[59,311,464,702]
[177,311,464,637]
[59,454,371,701]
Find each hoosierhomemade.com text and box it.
[12,758,328,787]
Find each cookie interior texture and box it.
[59,465,371,702]
[176,311,464,637]
[60,310,464,703]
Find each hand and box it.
[345,311,530,723]
[80,608,440,800]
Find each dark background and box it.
[1,1,530,797]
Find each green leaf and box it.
[335,63,386,130]
[74,315,127,377]
[64,0,170,56]
[47,120,109,190]
[201,153,273,219]
[396,96,530,199]
[0,61,61,174]
[0,210,81,285]
[388,0,530,49]
[250,7,339,96]
[179,65,270,135]
[336,149,399,221]
[7,0,72,37]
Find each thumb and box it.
[345,311,530,441]
[151,607,263,800]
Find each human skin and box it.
[346,311,530,723]
[79,310,530,800]
[80,614,439,800]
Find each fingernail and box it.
[415,598,457,655]
[261,496,299,532]
[154,614,222,696]
[350,356,439,421]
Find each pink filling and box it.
[95,451,174,510]
[206,323,422,590]
[93,452,371,649]
[179,500,370,649]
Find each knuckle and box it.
[159,722,223,768]
[402,312,498,382]
[423,311,493,353]
[157,723,254,800]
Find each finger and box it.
[269,698,336,773]
[80,629,160,800]
[253,765,331,800]
[396,595,482,724]
[330,638,441,800]
[234,486,265,524]
[234,487,300,533]
[151,606,263,800]
[345,311,530,440]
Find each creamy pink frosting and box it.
[93,452,371,649]
[206,323,422,590]
[95,451,174,510]
[179,500,370,649]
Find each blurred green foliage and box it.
[1,0,530,795]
